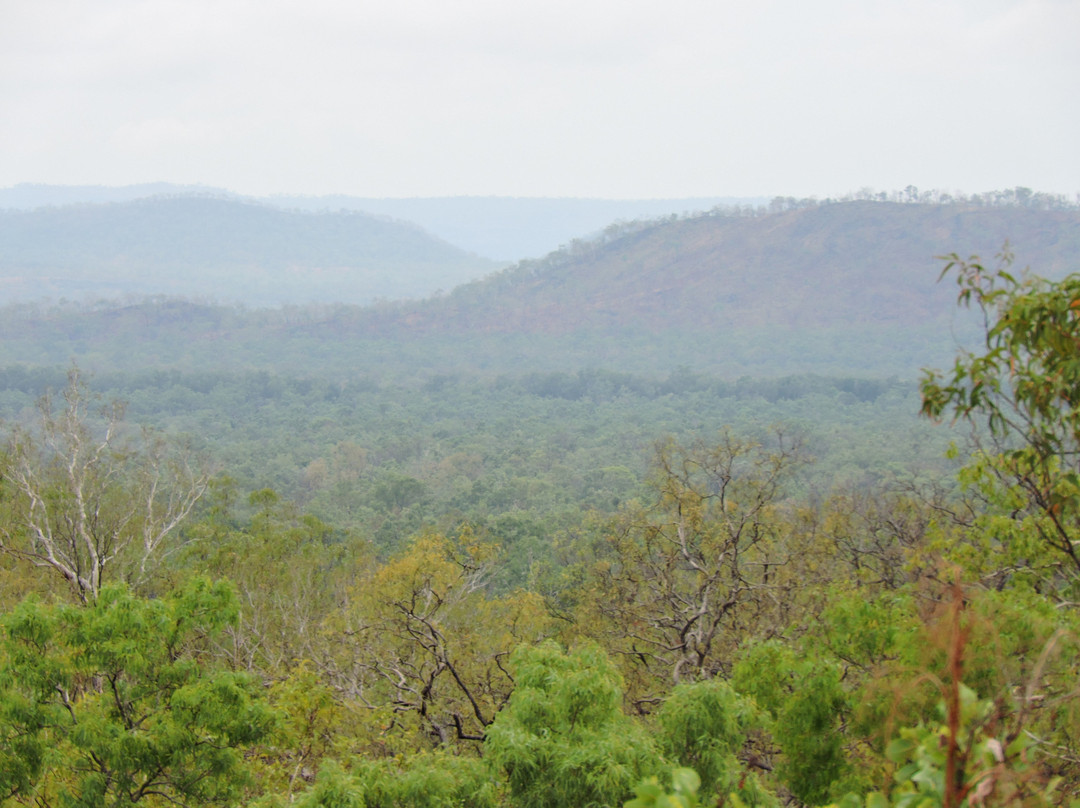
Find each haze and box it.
[2,0,1078,200]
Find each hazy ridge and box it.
[0,183,761,263]
[2,198,1077,379]
[0,195,496,306]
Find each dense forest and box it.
[0,195,1079,807]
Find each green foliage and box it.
[350,752,499,808]
[281,753,498,808]
[733,641,850,804]
[830,685,1064,808]
[921,252,1080,590]
[7,233,1080,808]
[371,472,428,513]
[657,679,777,808]
[658,680,757,795]
[731,641,800,718]
[626,768,702,808]
[0,363,948,585]
[285,761,365,808]
[815,590,918,672]
[0,578,274,806]
[485,641,663,808]
[776,664,849,804]
[921,250,1080,447]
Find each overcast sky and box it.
[2,0,1077,199]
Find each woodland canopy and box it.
[0,252,1078,808]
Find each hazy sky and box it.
[2,0,1077,199]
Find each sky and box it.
[2,0,1078,200]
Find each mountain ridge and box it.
[341,201,1080,336]
[0,196,497,306]
[0,183,762,262]
[1,199,1078,378]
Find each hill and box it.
[390,201,1080,333]
[265,194,762,261]
[278,200,1080,376]
[0,184,760,262]
[0,196,497,306]
[0,200,1077,379]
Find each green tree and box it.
[271,752,499,808]
[0,578,274,806]
[485,641,663,808]
[626,768,703,808]
[825,591,1076,808]
[656,679,776,807]
[285,761,364,808]
[921,252,1080,593]
[732,641,850,804]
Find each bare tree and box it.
[0,367,210,603]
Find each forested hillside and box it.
[2,198,1078,377]
[385,200,1080,341]
[2,266,1080,807]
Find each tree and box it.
[322,531,552,750]
[656,679,776,807]
[921,252,1080,592]
[574,430,803,705]
[817,485,944,591]
[0,578,274,806]
[484,641,662,808]
[192,488,353,677]
[0,367,210,603]
[732,641,850,804]
[823,585,1078,808]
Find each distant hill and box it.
[0,184,762,262]
[386,200,1080,333]
[296,200,1080,376]
[0,182,236,209]
[265,195,763,261]
[0,196,497,306]
[1,199,1077,379]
